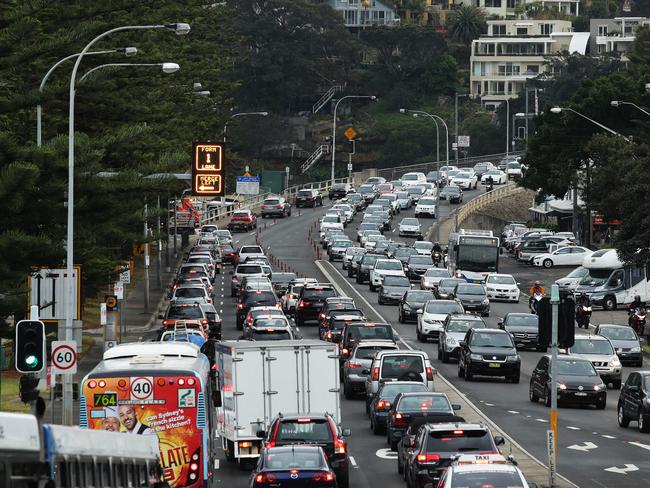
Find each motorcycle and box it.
[529,291,543,315]
[629,307,647,336]
[576,304,592,329]
[433,251,442,267]
[485,180,494,192]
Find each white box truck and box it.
[215,340,340,462]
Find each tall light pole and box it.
[504,99,510,158]
[454,93,470,164]
[610,100,650,117]
[78,62,180,82]
[222,111,269,144]
[400,108,439,162]
[37,47,137,146]
[331,95,376,184]
[550,106,631,142]
[63,22,190,426]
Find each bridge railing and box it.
[455,182,524,229]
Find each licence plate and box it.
[575,392,587,397]
[488,363,501,368]
[497,294,508,298]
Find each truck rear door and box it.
[301,345,341,423]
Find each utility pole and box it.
[454,94,459,164]
[156,195,162,290]
[549,284,560,487]
[144,198,150,313]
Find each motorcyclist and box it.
[529,281,545,297]
[576,292,591,307]
[628,295,646,313]
[485,175,494,191]
[432,242,442,254]
[576,292,592,328]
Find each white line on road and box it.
[629,441,650,451]
[535,418,548,423]
[507,410,520,414]
[349,456,358,467]
[566,426,581,430]
[484,402,495,406]
[567,442,598,452]
[604,464,638,475]
[601,435,616,439]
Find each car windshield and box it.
[450,472,524,488]
[360,223,379,231]
[485,170,500,176]
[426,430,493,453]
[445,187,460,194]
[488,275,516,285]
[507,163,521,169]
[359,185,374,193]
[557,360,598,376]
[275,419,333,444]
[332,184,347,190]
[233,211,250,218]
[215,230,230,237]
[356,345,396,359]
[384,276,410,287]
[470,332,513,348]
[440,278,465,289]
[448,319,485,333]
[377,261,402,270]
[272,273,296,283]
[506,315,538,327]
[566,267,588,279]
[396,192,410,199]
[396,248,418,257]
[237,265,263,274]
[298,190,313,197]
[599,326,637,341]
[398,395,451,413]
[419,198,436,205]
[368,235,387,243]
[380,383,428,399]
[175,288,205,298]
[381,355,423,378]
[322,216,339,223]
[303,288,336,299]
[425,268,450,277]
[264,199,280,205]
[405,291,434,302]
[410,256,433,265]
[456,285,485,296]
[167,306,203,319]
[425,302,463,314]
[350,325,393,341]
[414,242,433,250]
[254,318,289,328]
[571,339,615,355]
[455,172,471,178]
[408,187,425,195]
[401,218,419,226]
[402,174,419,181]
[333,240,352,248]
[362,256,380,265]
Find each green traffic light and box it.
[25,355,39,368]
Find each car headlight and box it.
[403,302,413,311]
[594,384,606,391]
[631,346,641,353]
[506,355,520,362]
[482,298,490,305]
[424,318,435,324]
[470,353,482,361]
[557,383,567,391]
[487,287,496,292]
[610,358,621,367]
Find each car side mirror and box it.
[494,435,505,446]
[342,428,352,437]
[256,430,266,439]
[452,404,461,411]
[158,313,164,319]
[229,270,234,275]
[417,309,423,314]
[459,341,466,347]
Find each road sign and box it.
[119,269,130,284]
[100,303,107,325]
[105,295,118,311]
[51,341,78,375]
[458,135,470,147]
[546,429,556,486]
[344,127,357,140]
[130,376,153,400]
[113,281,124,300]
[28,267,81,322]
[236,175,260,195]
[347,163,353,171]
[192,142,224,197]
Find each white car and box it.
[395,191,413,209]
[364,234,387,251]
[417,299,464,342]
[332,204,354,223]
[484,273,520,302]
[420,268,451,290]
[451,170,478,190]
[378,193,400,213]
[413,240,434,256]
[369,259,405,291]
[398,218,422,238]
[532,246,593,268]
[360,229,382,246]
[400,171,427,188]
[414,197,437,218]
[319,215,344,238]
[439,165,458,179]
[555,266,590,291]
[505,162,523,179]
[480,169,507,185]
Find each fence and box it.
[455,182,525,229]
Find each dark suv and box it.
[295,189,323,208]
[617,371,650,433]
[498,313,542,351]
[458,328,520,383]
[329,183,352,200]
[259,413,351,488]
[295,283,337,327]
[355,254,383,284]
[236,290,278,330]
[339,322,395,364]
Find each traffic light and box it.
[537,297,552,347]
[558,292,575,349]
[15,320,45,373]
[19,374,40,403]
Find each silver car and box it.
[421,268,452,291]
[170,284,212,305]
[567,335,622,388]
[342,340,399,399]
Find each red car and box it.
[228,210,257,231]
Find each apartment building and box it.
[590,17,650,57]
[321,0,399,28]
[456,0,579,18]
[470,20,589,109]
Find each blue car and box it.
[251,445,337,487]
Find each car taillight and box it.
[237,304,244,309]
[334,437,346,454]
[372,367,379,380]
[313,472,335,482]
[162,320,170,326]
[426,367,434,381]
[394,413,407,428]
[319,312,326,319]
[298,300,307,308]
[417,453,440,464]
[347,361,362,369]
[376,401,392,410]
[326,331,332,340]
[207,298,212,303]
[275,204,282,209]
[232,275,239,281]
[201,320,208,325]
[255,473,278,484]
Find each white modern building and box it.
[470,20,590,108]
[322,0,399,28]
[590,17,650,57]
[459,0,580,18]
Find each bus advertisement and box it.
[80,343,212,488]
[448,233,500,282]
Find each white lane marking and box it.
[604,464,638,475]
[316,260,580,487]
[601,435,616,439]
[507,410,520,414]
[629,441,650,451]
[214,459,220,470]
[349,456,358,467]
[375,448,398,460]
[567,442,598,452]
[535,418,548,423]
[484,402,495,407]
[566,426,581,431]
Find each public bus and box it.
[80,341,215,488]
[448,229,501,283]
[0,411,162,488]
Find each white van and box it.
[365,350,436,404]
[400,172,427,188]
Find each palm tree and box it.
[447,5,487,44]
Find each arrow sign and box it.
[567,441,598,452]
[604,464,638,475]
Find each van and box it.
[364,350,436,410]
[400,172,427,188]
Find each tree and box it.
[446,6,487,45]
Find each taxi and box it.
[434,453,537,488]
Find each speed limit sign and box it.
[51,341,78,375]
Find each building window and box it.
[540,23,553,35]
[598,25,608,36]
[496,81,505,94]
[506,0,519,8]
[344,9,358,25]
[492,24,506,35]
[525,64,539,75]
[516,27,528,35]
[597,44,604,54]
[498,63,520,76]
[485,0,502,7]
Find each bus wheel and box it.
[604,296,617,311]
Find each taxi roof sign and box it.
[455,453,508,465]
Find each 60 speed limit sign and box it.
[51,341,78,375]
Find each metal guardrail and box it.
[456,182,525,228]
[199,176,353,226]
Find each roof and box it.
[0,412,40,452]
[103,341,200,360]
[423,422,487,431]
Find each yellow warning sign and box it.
[344,127,357,140]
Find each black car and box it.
[270,272,297,297]
[250,446,336,488]
[355,254,384,284]
[436,277,466,299]
[339,322,396,364]
[529,355,606,409]
[402,422,504,487]
[199,303,222,340]
[439,186,463,203]
[617,371,650,432]
[319,298,357,324]
[346,192,366,211]
[595,324,644,367]
[458,328,520,383]
[295,188,323,207]
[386,392,462,450]
[438,313,486,363]
[320,310,366,342]
[378,275,411,305]
[295,283,338,327]
[369,381,429,435]
[405,255,435,281]
[347,254,365,277]
[498,312,543,351]
[358,184,377,203]
[236,290,278,330]
[393,246,420,266]
[329,183,353,200]
[449,283,490,316]
[398,290,434,324]
[259,413,351,488]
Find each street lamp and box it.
[610,100,650,117]
[504,99,511,158]
[222,111,269,143]
[37,47,138,146]
[62,22,189,426]
[550,106,631,142]
[331,95,376,183]
[78,62,180,83]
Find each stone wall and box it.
[458,188,535,236]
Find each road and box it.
[211,189,650,488]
